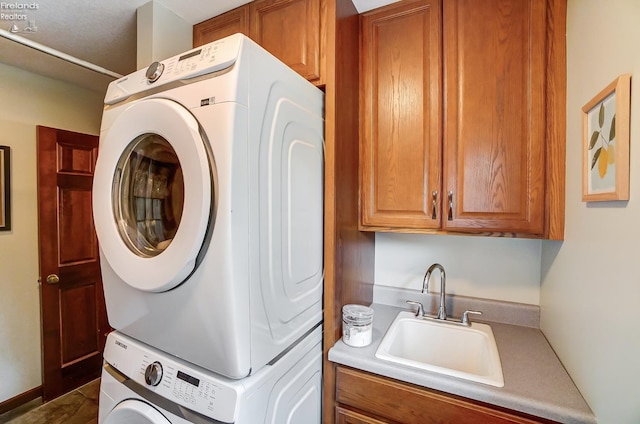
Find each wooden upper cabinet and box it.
[193,6,250,47]
[250,0,323,85]
[442,0,546,234]
[360,0,443,230]
[360,0,565,238]
[194,0,324,86]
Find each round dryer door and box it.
[93,98,213,292]
[103,399,172,424]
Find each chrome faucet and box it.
[422,263,447,320]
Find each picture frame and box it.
[0,145,11,231]
[582,74,631,202]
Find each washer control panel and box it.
[144,361,163,386]
[105,33,243,105]
[104,332,240,423]
[145,62,164,83]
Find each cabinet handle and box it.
[448,191,454,221]
[431,191,438,220]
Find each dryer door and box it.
[93,98,213,292]
[103,399,172,424]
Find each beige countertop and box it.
[329,303,595,424]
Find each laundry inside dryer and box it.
[116,133,183,255]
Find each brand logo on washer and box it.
[200,96,215,106]
[115,340,127,350]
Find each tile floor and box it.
[0,379,100,424]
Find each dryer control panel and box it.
[105,33,243,105]
[103,332,241,423]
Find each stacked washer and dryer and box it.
[92,34,325,423]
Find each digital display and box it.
[177,370,200,387]
[179,49,201,61]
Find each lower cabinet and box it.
[335,366,557,424]
[336,406,388,424]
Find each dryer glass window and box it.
[113,134,184,257]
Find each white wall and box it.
[375,233,542,305]
[540,1,640,423]
[0,62,103,403]
[352,0,401,13]
[137,1,193,70]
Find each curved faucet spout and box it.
[421,263,447,320]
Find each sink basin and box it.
[375,311,504,387]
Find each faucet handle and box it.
[461,310,482,326]
[406,301,425,317]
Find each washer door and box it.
[104,399,172,424]
[93,98,212,292]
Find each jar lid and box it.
[342,304,374,320]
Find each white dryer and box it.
[92,34,324,379]
[98,328,322,424]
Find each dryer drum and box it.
[113,133,184,258]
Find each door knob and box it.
[46,274,60,285]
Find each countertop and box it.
[329,303,596,424]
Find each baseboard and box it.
[0,386,43,414]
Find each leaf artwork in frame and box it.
[587,99,616,183]
[582,74,631,202]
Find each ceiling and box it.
[0,0,395,94]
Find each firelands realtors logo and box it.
[1,2,39,33]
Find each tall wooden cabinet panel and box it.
[193,6,250,47]
[360,0,566,238]
[250,0,323,84]
[323,1,376,422]
[442,0,546,234]
[360,0,443,230]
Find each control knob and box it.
[145,61,164,83]
[144,361,163,386]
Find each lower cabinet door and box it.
[335,366,556,424]
[336,407,388,424]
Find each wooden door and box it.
[193,6,250,47]
[442,0,546,234]
[359,0,443,230]
[249,0,323,85]
[37,126,109,401]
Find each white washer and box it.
[98,328,323,424]
[92,34,325,379]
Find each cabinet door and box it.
[193,6,250,47]
[360,0,443,230]
[250,0,323,84]
[336,366,555,424]
[336,407,387,424]
[442,0,546,234]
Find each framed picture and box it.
[0,146,10,231]
[582,74,631,202]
